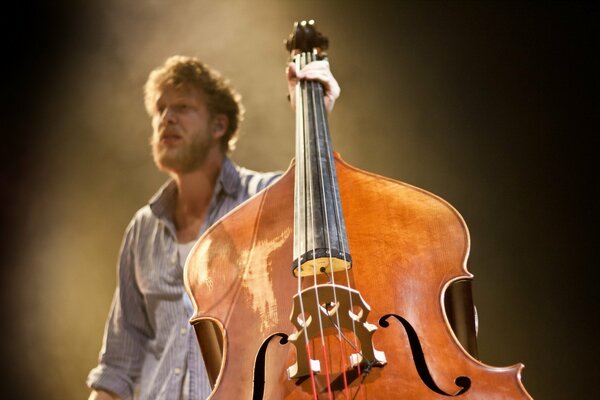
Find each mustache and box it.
[158,127,183,138]
[151,128,184,145]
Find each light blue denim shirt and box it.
[87,158,281,399]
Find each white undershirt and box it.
[177,241,196,268]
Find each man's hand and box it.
[88,390,121,400]
[286,60,341,112]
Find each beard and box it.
[151,128,212,174]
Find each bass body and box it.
[185,154,531,399]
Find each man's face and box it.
[150,84,216,174]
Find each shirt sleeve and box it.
[254,171,283,193]
[87,219,151,399]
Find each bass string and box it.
[293,52,316,396]
[296,51,334,399]
[308,65,351,399]
[310,69,358,400]
[311,55,367,399]
[303,51,335,399]
[296,49,368,398]
[306,64,337,400]
[306,50,365,398]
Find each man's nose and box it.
[159,107,177,126]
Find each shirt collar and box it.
[218,156,240,196]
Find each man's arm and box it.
[87,220,149,398]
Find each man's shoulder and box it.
[125,204,159,233]
[132,203,155,220]
[237,166,282,181]
[235,165,282,195]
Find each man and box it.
[87,55,340,400]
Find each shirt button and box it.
[180,327,187,335]
[174,368,181,375]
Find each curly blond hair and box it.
[144,55,244,152]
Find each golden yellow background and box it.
[1,1,595,399]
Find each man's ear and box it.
[211,114,228,139]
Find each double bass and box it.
[185,20,532,399]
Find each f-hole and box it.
[252,333,289,400]
[379,314,471,396]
